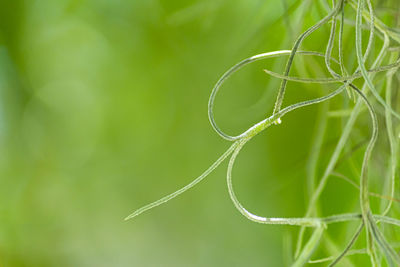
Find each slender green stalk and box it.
[306,101,328,196]
[124,142,238,220]
[325,0,340,79]
[381,52,399,216]
[272,0,344,119]
[291,226,325,267]
[338,2,356,100]
[328,223,364,266]
[331,172,400,203]
[263,60,400,83]
[310,243,400,264]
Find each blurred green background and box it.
[0,0,398,266]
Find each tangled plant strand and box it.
[127,0,400,265]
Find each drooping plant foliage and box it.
[127,0,400,265]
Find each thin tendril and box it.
[124,142,238,220]
[328,222,364,266]
[263,60,400,84]
[381,52,399,216]
[208,50,340,141]
[272,0,344,119]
